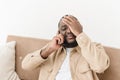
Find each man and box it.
[22,15,110,80]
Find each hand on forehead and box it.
[59,15,77,25]
[62,15,78,21]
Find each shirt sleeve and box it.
[22,45,48,70]
[76,32,110,73]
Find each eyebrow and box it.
[61,25,67,28]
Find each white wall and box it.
[0,0,120,48]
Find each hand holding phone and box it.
[40,34,64,59]
[56,34,64,45]
[47,33,64,52]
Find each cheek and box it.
[60,31,66,36]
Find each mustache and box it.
[64,33,76,37]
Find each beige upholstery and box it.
[7,35,120,80]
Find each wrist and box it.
[76,31,83,37]
[40,47,54,59]
[40,52,48,59]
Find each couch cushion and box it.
[0,41,20,80]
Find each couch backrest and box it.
[98,47,120,80]
[7,35,120,80]
[7,35,50,80]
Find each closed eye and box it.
[61,25,67,31]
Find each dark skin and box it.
[41,15,83,59]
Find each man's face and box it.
[58,21,76,44]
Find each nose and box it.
[66,28,71,33]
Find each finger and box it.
[62,18,73,31]
[53,35,62,45]
[59,34,64,44]
[56,30,60,35]
[62,15,78,26]
[54,36,61,44]
[69,15,78,21]
[63,15,76,22]
[62,18,71,27]
[64,15,79,24]
[57,34,64,44]
[63,16,73,22]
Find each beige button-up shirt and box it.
[22,32,110,80]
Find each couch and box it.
[7,35,120,80]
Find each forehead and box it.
[58,15,77,27]
[59,21,65,27]
[58,20,67,28]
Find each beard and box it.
[62,37,78,48]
